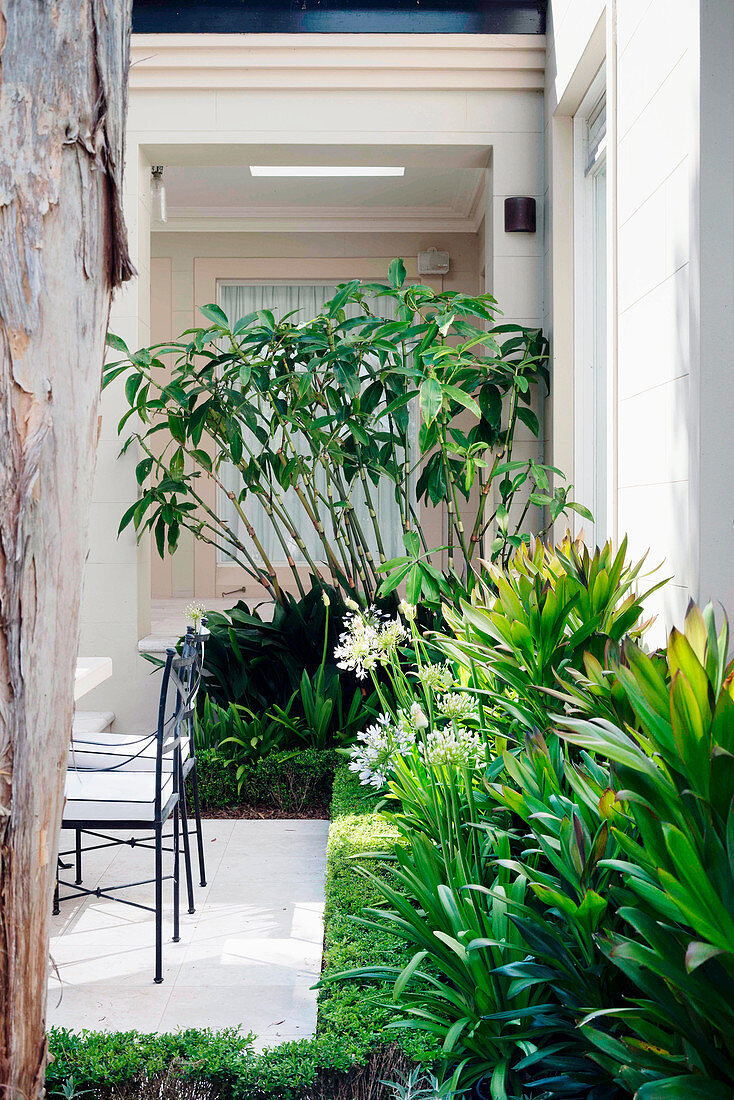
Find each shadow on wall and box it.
[618,202,694,645]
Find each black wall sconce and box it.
[504,196,536,233]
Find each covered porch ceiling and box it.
[148,142,489,233]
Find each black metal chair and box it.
[66,624,209,914]
[55,646,200,983]
[178,624,208,895]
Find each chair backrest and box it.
[179,620,208,753]
[67,625,206,784]
[155,643,203,813]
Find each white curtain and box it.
[217,282,409,567]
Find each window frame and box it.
[573,65,610,545]
[215,277,416,571]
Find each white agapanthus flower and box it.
[437,691,478,722]
[420,726,487,770]
[417,662,454,694]
[334,607,407,680]
[349,713,416,788]
[185,602,207,629]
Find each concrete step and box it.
[72,711,115,736]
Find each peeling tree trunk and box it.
[0,1,133,1093]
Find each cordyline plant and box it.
[559,603,734,1099]
[105,259,586,607]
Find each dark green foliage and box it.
[199,696,306,769]
[195,749,336,814]
[195,587,377,759]
[45,1029,253,1096]
[195,748,240,808]
[199,588,342,715]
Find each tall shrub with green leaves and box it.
[104,262,584,607]
[559,603,734,1099]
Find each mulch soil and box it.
[202,802,330,820]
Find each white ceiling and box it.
[154,143,488,232]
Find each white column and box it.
[78,141,158,731]
[485,107,547,539]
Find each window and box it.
[574,70,609,543]
[217,281,410,567]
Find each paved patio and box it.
[48,819,330,1047]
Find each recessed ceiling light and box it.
[249,166,405,177]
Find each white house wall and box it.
[546,0,731,638]
[615,0,698,630]
[79,147,154,732]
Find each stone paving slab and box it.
[49,818,330,1048]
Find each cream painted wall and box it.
[153,229,480,344]
[547,0,734,637]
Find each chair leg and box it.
[172,805,180,943]
[190,759,207,887]
[52,870,60,916]
[179,761,196,914]
[75,829,83,885]
[154,825,163,984]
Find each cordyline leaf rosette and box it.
[558,602,734,1098]
[483,732,633,1099]
[104,261,572,609]
[440,534,663,736]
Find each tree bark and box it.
[0,1,133,1093]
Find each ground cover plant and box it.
[104,263,586,609]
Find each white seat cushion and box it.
[64,769,175,823]
[69,732,191,773]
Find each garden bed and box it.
[195,748,337,819]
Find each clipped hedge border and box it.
[46,765,432,1099]
[196,748,337,815]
